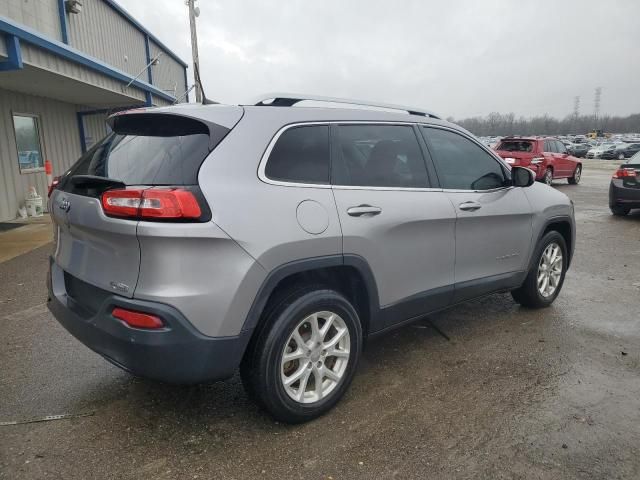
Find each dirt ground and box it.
[1,159,638,479]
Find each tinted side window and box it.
[544,140,556,153]
[423,127,507,190]
[332,125,428,188]
[265,125,330,184]
[555,141,567,154]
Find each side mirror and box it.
[512,166,535,187]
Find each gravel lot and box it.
[1,159,638,480]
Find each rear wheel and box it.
[543,168,553,186]
[610,205,630,216]
[240,288,362,423]
[618,152,626,160]
[512,231,567,308]
[568,165,582,184]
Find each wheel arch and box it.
[537,216,574,268]
[241,255,381,343]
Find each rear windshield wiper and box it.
[70,175,126,190]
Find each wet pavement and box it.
[1,160,639,479]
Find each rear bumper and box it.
[609,180,640,209]
[47,258,251,384]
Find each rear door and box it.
[554,140,573,176]
[542,139,558,176]
[421,126,533,302]
[331,123,456,329]
[50,110,240,298]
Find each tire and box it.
[511,231,567,309]
[568,165,581,185]
[543,168,553,186]
[240,287,362,423]
[610,205,630,216]
[618,152,625,160]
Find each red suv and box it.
[494,137,582,186]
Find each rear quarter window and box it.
[264,125,330,184]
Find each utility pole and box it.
[187,0,202,103]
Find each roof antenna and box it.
[194,62,217,105]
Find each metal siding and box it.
[151,95,172,107]
[66,0,147,77]
[149,39,187,102]
[20,42,147,103]
[0,88,82,221]
[0,0,62,41]
[81,111,109,149]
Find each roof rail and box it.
[249,93,440,119]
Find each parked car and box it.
[567,143,591,158]
[609,151,640,216]
[47,95,576,423]
[586,143,616,159]
[601,143,640,160]
[494,136,582,185]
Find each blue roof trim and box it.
[183,67,190,103]
[0,34,23,71]
[57,0,69,44]
[0,16,176,103]
[101,0,188,68]
[144,34,153,84]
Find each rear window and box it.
[62,114,215,189]
[496,140,534,153]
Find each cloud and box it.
[118,0,640,118]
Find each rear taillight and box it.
[112,307,164,329]
[101,188,202,220]
[613,168,637,179]
[48,176,60,197]
[531,157,544,164]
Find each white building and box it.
[0,0,190,221]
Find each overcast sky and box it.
[118,0,640,119]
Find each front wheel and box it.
[543,168,553,186]
[512,231,567,308]
[618,152,626,160]
[568,165,582,184]
[240,288,362,423]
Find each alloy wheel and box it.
[545,169,553,186]
[280,311,350,404]
[574,166,581,183]
[537,242,563,298]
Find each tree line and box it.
[447,112,640,137]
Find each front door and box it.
[331,124,456,330]
[420,126,534,303]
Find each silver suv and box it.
[48,94,575,423]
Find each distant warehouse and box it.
[0,0,190,221]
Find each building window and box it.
[13,114,44,173]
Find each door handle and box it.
[347,205,382,217]
[458,201,482,212]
